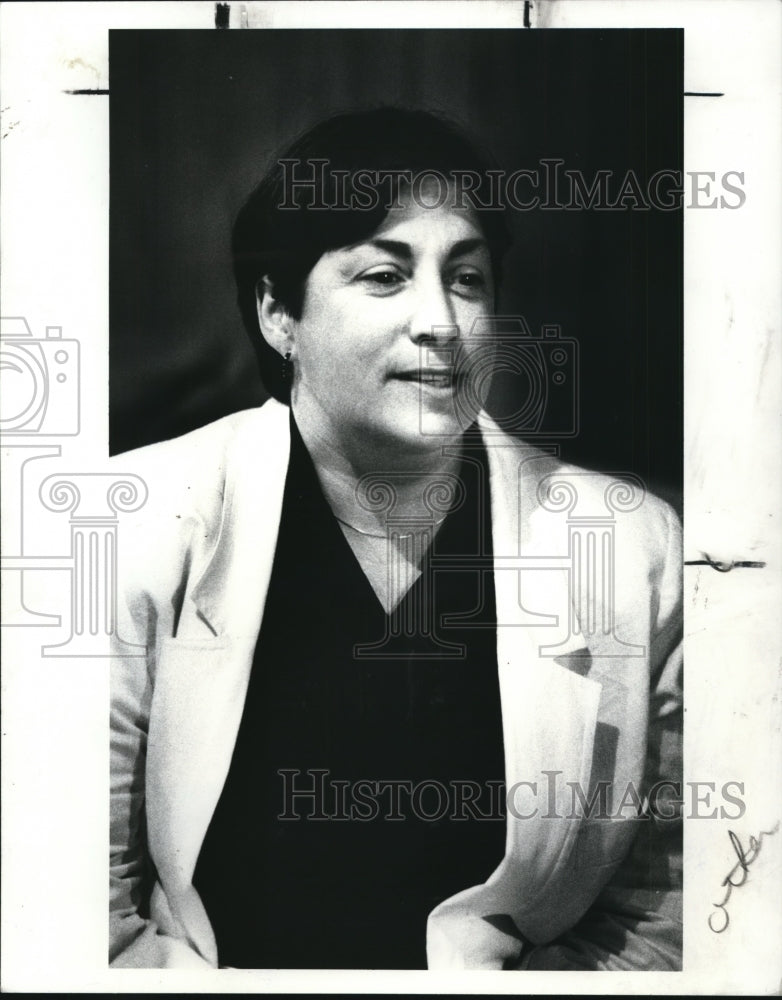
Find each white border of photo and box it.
[0,1,779,993]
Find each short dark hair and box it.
[232,106,512,403]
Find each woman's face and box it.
[287,186,496,458]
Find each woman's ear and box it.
[255,276,293,357]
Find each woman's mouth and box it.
[395,369,456,389]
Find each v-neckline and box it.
[287,414,459,620]
[336,520,442,617]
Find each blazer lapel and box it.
[427,429,605,968]
[484,427,603,906]
[144,401,291,956]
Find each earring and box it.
[281,350,292,381]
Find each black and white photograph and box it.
[108,26,684,973]
[0,1,780,993]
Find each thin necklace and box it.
[334,513,447,539]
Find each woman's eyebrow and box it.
[361,238,413,259]
[447,237,489,260]
[350,236,488,260]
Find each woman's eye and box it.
[362,269,403,286]
[451,270,486,290]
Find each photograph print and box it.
[108,27,684,971]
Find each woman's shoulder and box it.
[110,400,287,474]
[110,400,285,500]
[107,400,290,595]
[479,413,680,564]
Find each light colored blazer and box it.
[110,399,682,970]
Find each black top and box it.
[193,417,505,969]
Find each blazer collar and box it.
[187,400,291,639]
[187,407,586,648]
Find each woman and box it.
[110,108,682,970]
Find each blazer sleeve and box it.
[109,525,212,969]
[519,501,684,970]
[107,406,268,968]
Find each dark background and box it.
[110,29,682,511]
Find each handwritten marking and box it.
[684,554,766,571]
[708,822,779,933]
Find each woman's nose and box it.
[408,274,458,343]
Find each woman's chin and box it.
[371,410,470,455]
